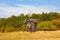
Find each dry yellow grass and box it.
[0,31,60,40]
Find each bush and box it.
[52,19,60,29]
[37,21,57,31]
[20,24,26,31]
[5,25,15,32]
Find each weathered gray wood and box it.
[26,18,37,32]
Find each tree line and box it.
[0,12,60,32]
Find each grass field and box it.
[0,31,60,40]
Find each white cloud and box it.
[0,3,60,18]
[16,4,60,13]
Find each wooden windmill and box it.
[26,9,37,32]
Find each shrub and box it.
[37,21,57,31]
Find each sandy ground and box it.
[0,31,60,40]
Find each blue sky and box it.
[0,0,60,18]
